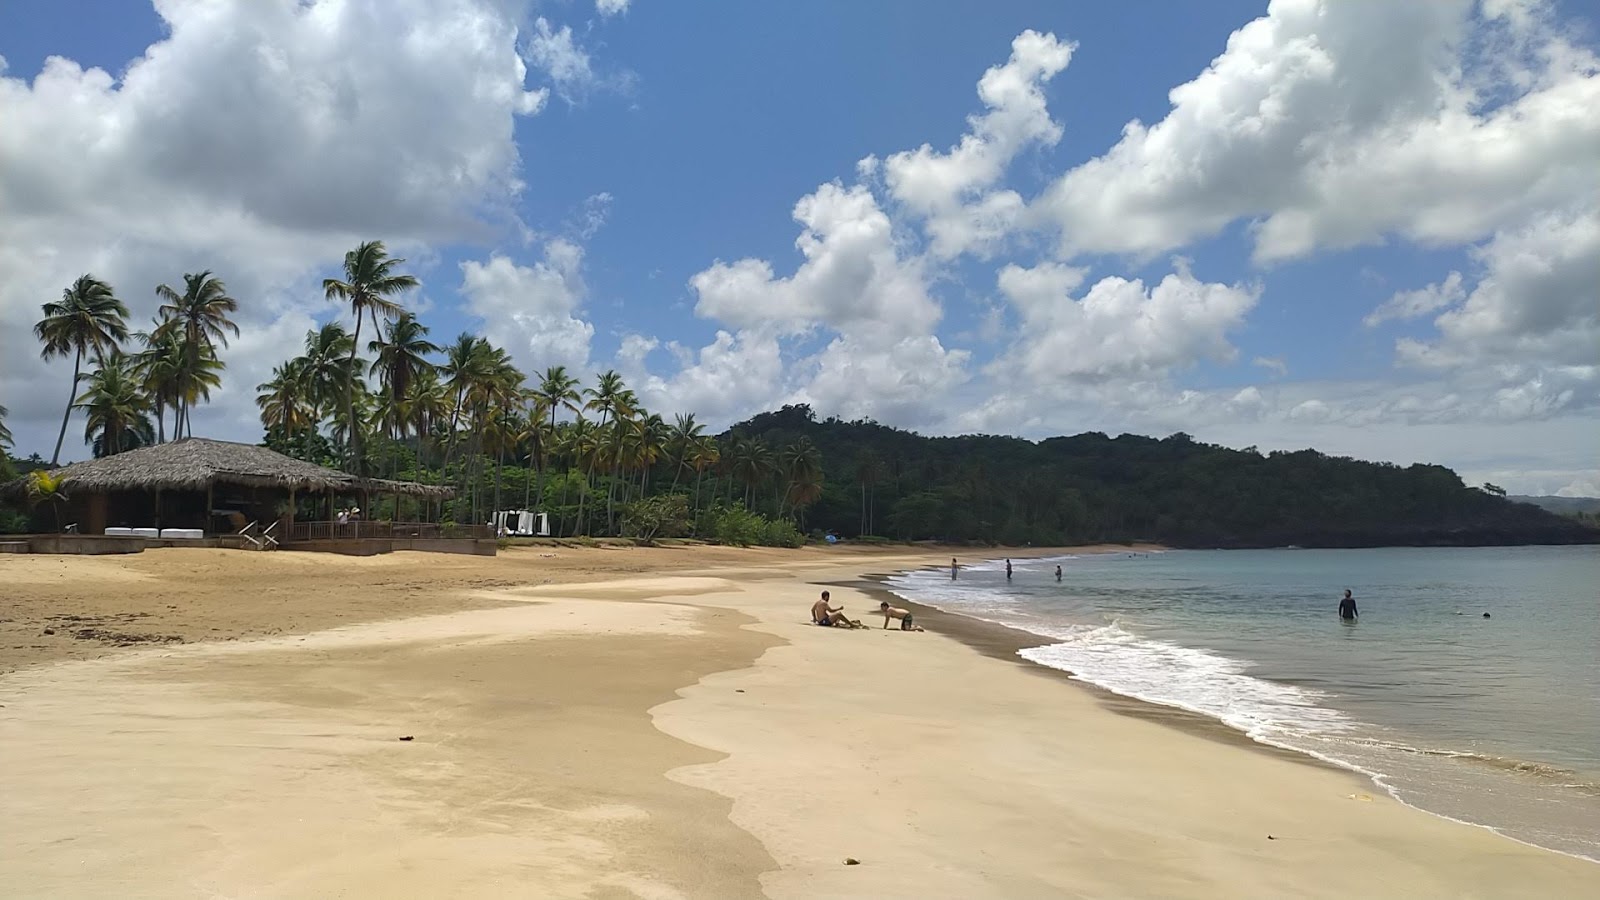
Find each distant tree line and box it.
[6,239,1593,548]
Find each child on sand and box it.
[878,600,925,631]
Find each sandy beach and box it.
[2,544,1596,898]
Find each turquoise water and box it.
[885,546,1600,861]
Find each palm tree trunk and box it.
[346,315,363,471]
[50,348,83,465]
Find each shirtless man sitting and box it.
[878,600,925,631]
[811,591,862,628]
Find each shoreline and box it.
[858,553,1600,867]
[4,544,1597,896]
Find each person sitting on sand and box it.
[811,591,861,628]
[878,600,925,631]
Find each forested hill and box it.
[729,406,1599,549]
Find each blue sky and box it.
[1,0,1596,495]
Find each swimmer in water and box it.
[1338,589,1359,622]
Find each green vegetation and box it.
[8,241,1593,549]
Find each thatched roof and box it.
[0,438,452,499]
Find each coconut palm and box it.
[256,360,315,442]
[75,352,156,458]
[154,271,238,437]
[533,366,581,432]
[129,322,184,443]
[688,434,719,525]
[323,241,418,467]
[26,470,71,533]
[295,323,359,426]
[403,367,448,472]
[779,437,822,518]
[368,311,439,481]
[855,449,881,535]
[581,371,629,534]
[438,333,493,486]
[168,347,224,440]
[35,275,130,464]
[667,413,705,491]
[368,312,439,408]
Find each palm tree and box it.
[35,275,130,464]
[154,271,238,437]
[438,333,492,494]
[296,323,359,427]
[0,403,11,451]
[75,352,156,458]
[856,450,881,536]
[521,413,554,512]
[26,470,71,533]
[779,437,822,519]
[130,322,184,443]
[168,347,224,440]
[534,366,581,431]
[667,413,705,492]
[368,311,439,484]
[581,370,628,534]
[688,434,719,525]
[404,367,448,473]
[256,360,315,442]
[323,241,419,469]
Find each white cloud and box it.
[459,241,595,375]
[1398,210,1600,371]
[1365,271,1467,326]
[0,0,545,457]
[526,17,594,96]
[882,30,1075,258]
[994,260,1259,384]
[1252,356,1289,377]
[596,0,630,17]
[796,335,971,428]
[622,329,789,425]
[690,181,940,340]
[1035,0,1600,263]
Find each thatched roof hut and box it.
[0,438,451,500]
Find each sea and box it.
[884,546,1600,862]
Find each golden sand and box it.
[1,544,1595,897]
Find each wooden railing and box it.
[286,521,491,542]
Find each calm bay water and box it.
[885,546,1600,861]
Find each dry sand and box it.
[1,544,1596,898]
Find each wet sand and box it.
[2,544,1596,897]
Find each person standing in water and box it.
[1005,559,1013,580]
[1055,565,1062,582]
[1338,589,1359,622]
[951,558,958,580]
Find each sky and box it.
[0,0,1596,496]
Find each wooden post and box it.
[205,482,214,535]
[287,487,297,535]
[154,487,162,530]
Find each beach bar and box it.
[1,438,489,555]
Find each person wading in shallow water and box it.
[1338,589,1359,622]
[1005,559,1013,580]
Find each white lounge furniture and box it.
[159,528,204,540]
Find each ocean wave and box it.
[1340,738,1600,794]
[1017,624,1353,738]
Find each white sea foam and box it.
[1017,624,1353,738]
[885,554,1600,864]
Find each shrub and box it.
[621,494,691,543]
[705,504,803,548]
